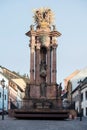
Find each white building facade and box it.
[72,77,87,117]
[0,72,9,112]
[65,67,87,117]
[0,66,26,111]
[81,82,87,116]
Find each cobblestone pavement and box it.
[0,115,87,130]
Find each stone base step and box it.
[10,109,69,120]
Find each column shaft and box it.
[35,49,40,84]
[47,48,51,84]
[52,46,57,83]
[30,47,34,83]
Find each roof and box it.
[72,77,87,93]
[11,78,26,91]
[64,70,80,90]
[64,70,80,82]
[71,67,87,91]
[0,66,28,92]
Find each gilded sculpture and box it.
[33,8,54,28]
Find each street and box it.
[0,116,87,130]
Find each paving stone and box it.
[0,116,87,130]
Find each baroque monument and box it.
[25,8,61,106]
[12,8,69,119]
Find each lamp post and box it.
[1,78,5,120]
[78,80,82,121]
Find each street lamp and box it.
[1,78,5,120]
[78,80,82,121]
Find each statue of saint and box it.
[58,83,62,97]
[40,60,46,77]
[40,60,46,70]
[25,84,30,98]
[30,25,34,30]
[33,8,54,27]
[40,82,46,97]
[56,84,58,98]
[52,25,56,31]
[36,10,43,24]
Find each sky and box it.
[0,0,87,86]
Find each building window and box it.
[0,92,1,98]
[86,108,87,116]
[5,95,6,100]
[85,91,87,100]
[81,93,83,102]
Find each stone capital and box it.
[52,44,58,49]
[36,44,40,50]
[31,45,35,53]
[52,37,57,44]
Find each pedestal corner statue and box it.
[10,8,69,119]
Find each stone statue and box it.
[25,84,30,98]
[33,8,54,27]
[52,25,56,31]
[40,60,46,77]
[40,60,46,70]
[43,10,50,23]
[30,25,34,30]
[40,82,46,97]
[35,10,43,25]
[58,83,62,97]
[56,84,58,98]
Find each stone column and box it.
[30,45,35,83]
[30,46,34,83]
[30,35,35,83]
[35,45,40,84]
[52,45,57,83]
[47,48,51,84]
[35,48,37,83]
